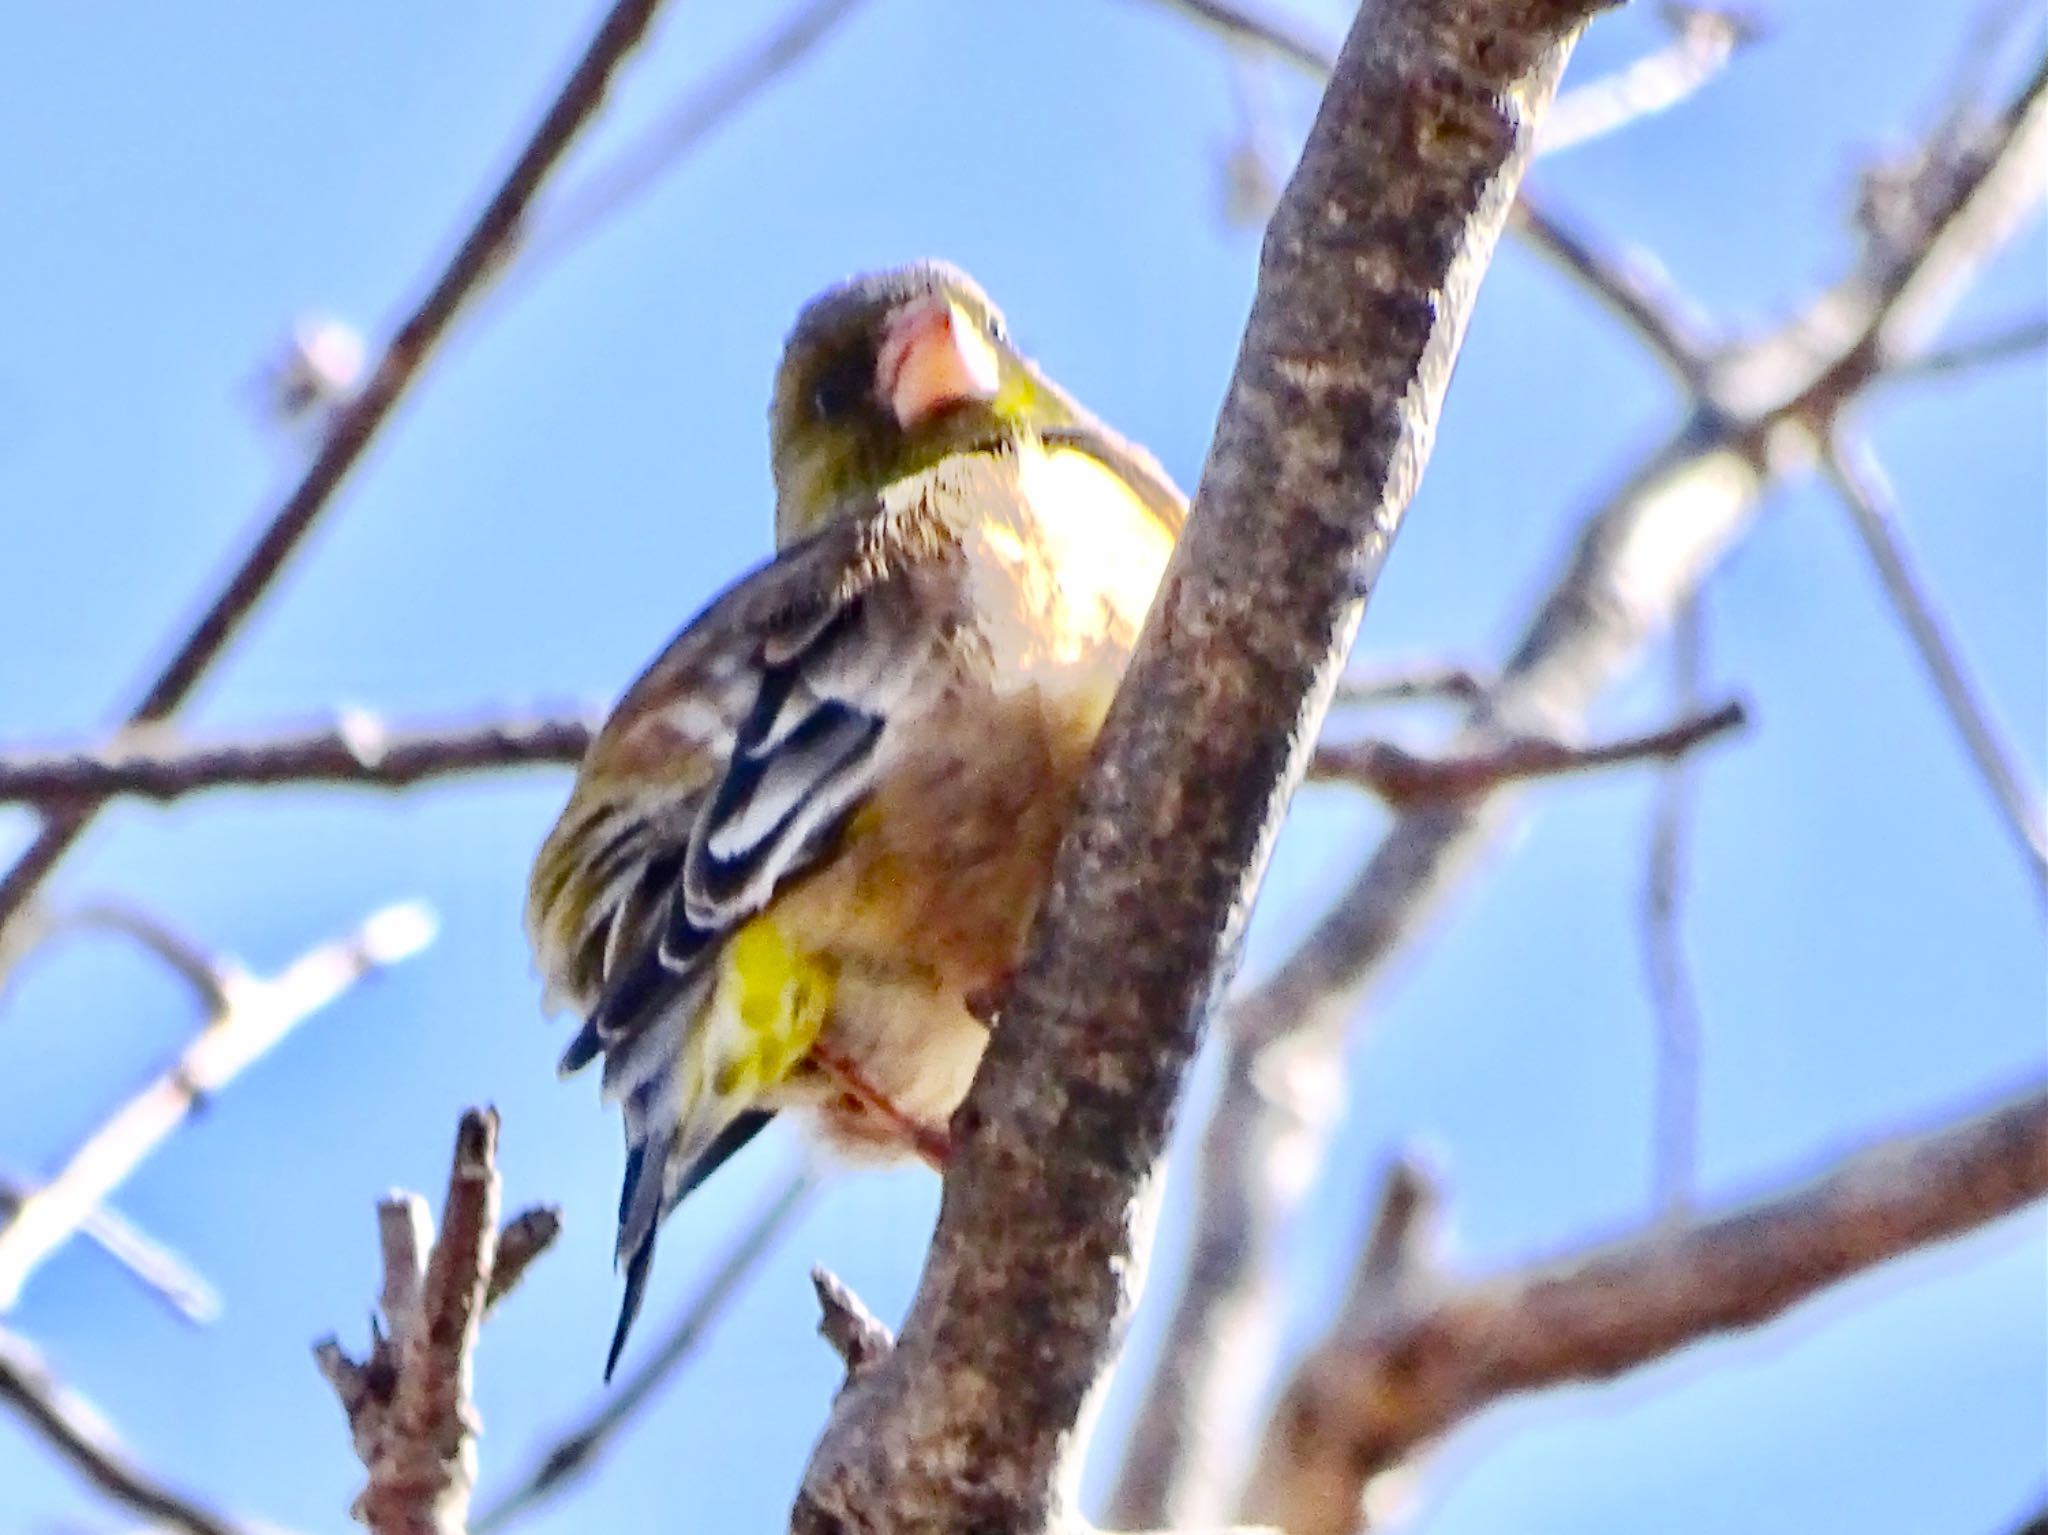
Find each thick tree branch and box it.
[793,2,1608,1531]
[1307,698,1745,805]
[317,1110,556,1535]
[1241,1086,2048,1535]
[0,904,436,1311]
[0,1325,266,1535]
[1111,46,2047,1532]
[0,717,598,808]
[0,0,674,947]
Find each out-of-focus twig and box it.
[0,903,437,1311]
[1886,313,2048,381]
[1823,431,2048,896]
[1308,699,1747,805]
[503,0,871,296]
[1538,4,1761,155]
[316,1110,556,1535]
[1508,194,1719,386]
[0,0,676,949]
[1330,663,1492,709]
[472,1166,815,1534]
[0,716,598,808]
[0,1176,218,1325]
[1243,1085,2048,1535]
[1644,598,1707,1216]
[0,1325,261,1535]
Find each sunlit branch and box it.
[0,904,437,1310]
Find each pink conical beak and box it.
[876,298,1001,429]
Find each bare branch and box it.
[0,903,436,1311]
[796,0,1608,1528]
[1508,193,1718,385]
[1112,48,2048,1533]
[0,716,597,808]
[0,901,234,1013]
[1329,663,1491,709]
[1133,0,1340,77]
[1308,699,1747,804]
[1885,312,2048,381]
[1132,0,1718,386]
[504,0,870,294]
[1242,1085,2048,1535]
[1537,4,1760,155]
[0,1177,220,1325]
[0,1325,263,1535]
[486,1206,563,1318]
[0,0,676,947]
[812,1266,894,1387]
[319,1110,549,1535]
[1823,431,2048,896]
[472,1166,814,1534]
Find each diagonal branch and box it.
[794,1,1610,1530]
[0,0,677,948]
[0,1324,267,1535]
[0,904,436,1311]
[1822,431,2048,896]
[472,1165,815,1534]
[1242,1085,2048,1535]
[1110,44,2048,1533]
[1536,3,1760,155]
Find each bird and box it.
[525,261,1185,1377]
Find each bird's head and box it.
[769,261,1072,545]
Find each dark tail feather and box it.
[603,1109,777,1382]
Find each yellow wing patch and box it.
[708,915,836,1098]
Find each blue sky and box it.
[1,2,2042,1532]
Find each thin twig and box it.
[1823,431,2048,896]
[812,1265,894,1386]
[500,0,870,298]
[0,0,676,947]
[1508,194,1718,387]
[1644,598,1707,1217]
[1307,700,1748,805]
[0,716,598,808]
[472,1166,815,1533]
[1537,4,1760,155]
[0,1325,260,1535]
[1133,0,1719,389]
[487,1207,564,1318]
[0,1176,219,1325]
[0,903,437,1310]
[1885,313,2048,381]
[1242,1085,2048,1535]
[1329,663,1491,709]
[0,901,234,1013]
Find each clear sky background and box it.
[1,3,2042,1532]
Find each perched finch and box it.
[526,262,1185,1374]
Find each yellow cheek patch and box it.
[709,915,835,1098]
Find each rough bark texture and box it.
[1242,1087,2048,1535]
[790,1,1608,1530]
[1110,50,2048,1531]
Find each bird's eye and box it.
[984,312,1008,344]
[809,353,868,421]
